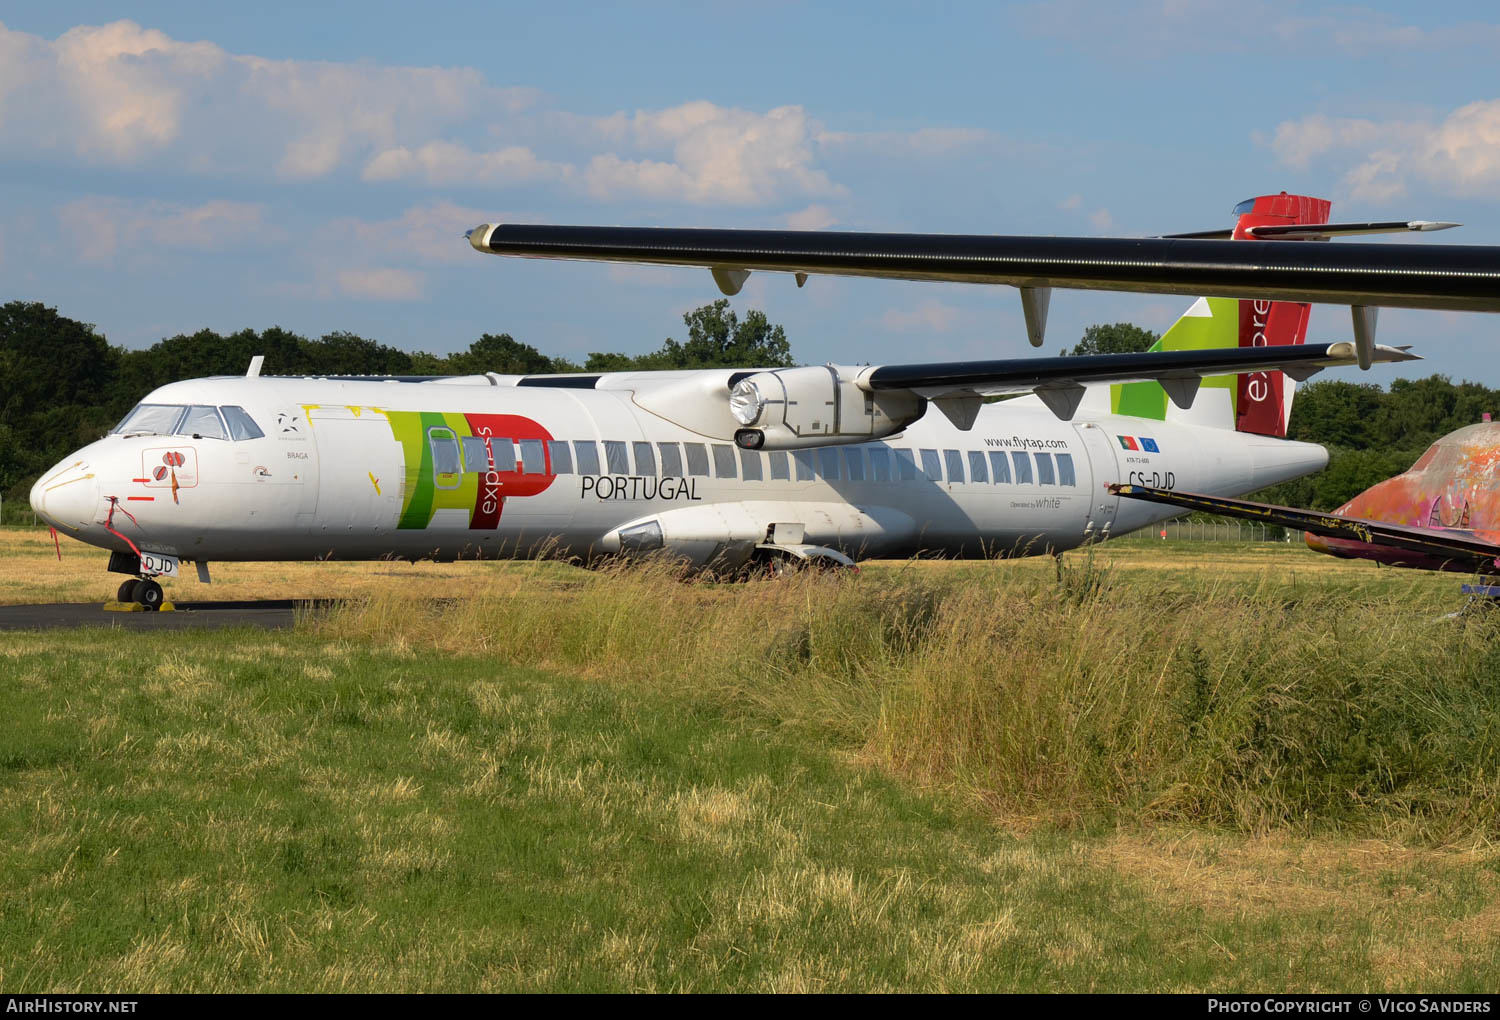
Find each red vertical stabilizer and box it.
[1230,193,1330,437]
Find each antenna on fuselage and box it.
[246,355,264,378]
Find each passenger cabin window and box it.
[968,451,988,483]
[818,447,841,480]
[548,440,573,475]
[633,441,657,476]
[989,451,1010,484]
[519,439,546,475]
[869,448,891,482]
[769,451,790,481]
[1010,451,1032,485]
[487,438,518,472]
[920,449,942,481]
[712,444,737,478]
[794,450,816,481]
[685,443,710,477]
[220,406,264,441]
[896,449,917,481]
[944,449,965,483]
[574,440,601,475]
[1056,453,1076,487]
[1035,452,1055,485]
[461,436,493,473]
[429,427,461,489]
[739,448,763,481]
[658,443,684,477]
[844,448,865,481]
[605,440,629,475]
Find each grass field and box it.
[3,526,1499,991]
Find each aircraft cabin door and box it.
[1072,422,1121,543]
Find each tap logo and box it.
[142,448,198,491]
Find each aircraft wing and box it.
[860,341,1417,399]
[1108,483,1500,571]
[467,223,1500,313]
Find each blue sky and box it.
[5,2,1500,388]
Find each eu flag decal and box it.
[1141,438,1160,453]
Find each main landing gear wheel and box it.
[134,578,164,611]
[117,579,141,603]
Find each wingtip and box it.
[467,223,495,252]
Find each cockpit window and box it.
[113,404,187,437]
[220,406,264,441]
[113,402,266,441]
[181,405,227,440]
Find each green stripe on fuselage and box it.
[389,410,480,530]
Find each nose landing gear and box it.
[114,577,165,610]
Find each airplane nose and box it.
[30,460,99,529]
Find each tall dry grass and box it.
[319,557,1500,841]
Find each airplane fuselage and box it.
[30,374,1328,572]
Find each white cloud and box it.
[1267,101,1500,202]
[880,301,964,333]
[0,22,853,208]
[1016,2,1500,58]
[323,201,504,265]
[818,126,1007,159]
[56,196,277,261]
[362,142,566,187]
[579,102,843,205]
[0,20,531,178]
[785,204,837,231]
[356,99,846,206]
[1058,193,1116,232]
[336,267,426,301]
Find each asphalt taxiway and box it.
[0,600,333,631]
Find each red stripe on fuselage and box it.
[462,412,557,530]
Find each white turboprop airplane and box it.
[28,194,1438,609]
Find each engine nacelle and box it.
[728,366,923,451]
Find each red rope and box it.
[48,526,61,561]
[103,497,143,561]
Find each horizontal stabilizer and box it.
[1161,220,1461,241]
[1108,483,1500,571]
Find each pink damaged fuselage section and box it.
[1307,422,1500,570]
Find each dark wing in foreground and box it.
[469,223,1500,313]
[1108,484,1500,571]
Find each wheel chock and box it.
[102,601,176,613]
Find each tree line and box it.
[0,299,790,517]
[1,301,1495,520]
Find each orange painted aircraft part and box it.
[1305,421,1500,571]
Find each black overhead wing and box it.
[1108,484,1500,571]
[468,223,1500,313]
